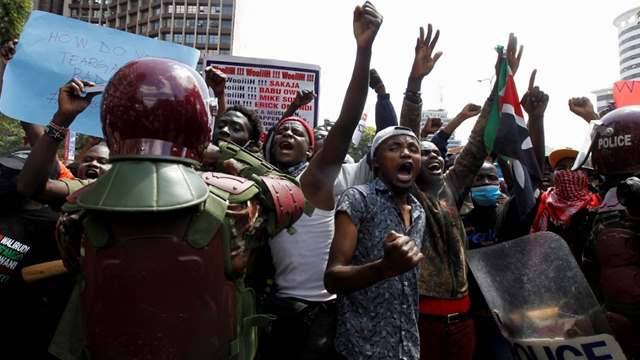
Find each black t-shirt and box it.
[0,205,75,358]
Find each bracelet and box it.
[45,122,67,142]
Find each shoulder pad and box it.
[258,175,305,234]
[61,183,94,213]
[202,172,260,203]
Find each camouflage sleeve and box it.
[399,95,423,137]
[445,97,492,207]
[60,178,93,196]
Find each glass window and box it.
[140,24,147,33]
[151,21,159,30]
[199,6,208,14]
[166,5,173,14]
[210,6,220,14]
[222,20,231,28]
[187,5,197,14]
[222,4,233,15]
[174,34,183,43]
[81,9,89,16]
[208,35,219,43]
[163,33,171,41]
[71,9,78,17]
[186,19,195,28]
[174,18,184,27]
[197,34,206,44]
[152,6,160,15]
[175,5,185,13]
[197,19,206,28]
[185,34,194,43]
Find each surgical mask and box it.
[471,185,501,206]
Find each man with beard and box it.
[400,32,523,360]
[324,126,425,360]
[258,2,384,359]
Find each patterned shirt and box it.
[335,178,425,360]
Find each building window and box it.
[175,5,185,14]
[140,10,148,19]
[163,33,171,41]
[209,21,219,29]
[210,6,220,14]
[197,19,206,28]
[186,19,195,28]
[185,34,195,44]
[187,5,197,14]
[140,24,147,33]
[152,6,160,16]
[208,35,219,43]
[151,20,159,30]
[222,20,231,29]
[222,4,233,15]
[71,9,78,17]
[174,34,183,43]
[197,34,206,44]
[174,18,184,27]
[130,0,138,9]
[81,9,89,17]
[199,5,208,14]
[166,5,173,14]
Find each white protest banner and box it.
[205,55,320,131]
[0,11,200,137]
[509,334,626,360]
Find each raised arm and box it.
[568,96,599,123]
[280,90,316,120]
[521,69,548,173]
[205,66,227,116]
[400,24,443,135]
[18,79,97,204]
[301,1,382,210]
[430,103,481,155]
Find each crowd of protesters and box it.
[0,2,639,360]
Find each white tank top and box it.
[269,206,336,302]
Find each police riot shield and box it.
[467,231,627,359]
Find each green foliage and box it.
[0,112,24,156]
[348,126,376,162]
[0,0,32,45]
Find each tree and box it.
[348,125,375,162]
[0,0,32,44]
[0,113,24,156]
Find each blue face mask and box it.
[471,185,501,206]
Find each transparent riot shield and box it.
[468,231,627,359]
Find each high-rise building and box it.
[615,6,640,81]
[32,0,235,69]
[592,6,640,112]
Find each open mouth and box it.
[278,141,294,151]
[85,168,100,179]
[426,161,443,175]
[397,161,414,182]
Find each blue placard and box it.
[0,11,200,137]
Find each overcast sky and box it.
[233,0,639,150]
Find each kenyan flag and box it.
[485,48,541,218]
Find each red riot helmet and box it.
[101,58,212,163]
[591,105,640,176]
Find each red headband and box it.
[274,116,315,150]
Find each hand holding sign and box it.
[0,39,18,64]
[53,78,98,127]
